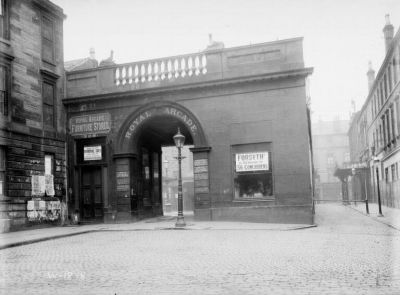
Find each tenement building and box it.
[347,15,400,209]
[64,37,314,224]
[0,0,66,232]
[312,119,350,201]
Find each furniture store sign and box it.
[70,113,111,136]
[236,152,269,172]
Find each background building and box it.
[64,37,314,224]
[312,119,350,200]
[347,15,400,208]
[0,0,66,232]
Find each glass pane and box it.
[0,91,4,114]
[42,40,54,61]
[43,82,54,105]
[42,17,53,40]
[0,66,5,90]
[234,173,273,198]
[43,104,54,127]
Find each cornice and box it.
[63,67,313,105]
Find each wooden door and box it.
[81,166,103,221]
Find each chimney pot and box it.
[383,14,394,53]
[367,61,375,91]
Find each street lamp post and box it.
[375,167,384,217]
[173,128,186,227]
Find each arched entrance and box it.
[112,101,210,221]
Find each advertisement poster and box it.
[236,152,269,172]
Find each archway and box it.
[113,101,210,220]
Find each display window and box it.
[232,143,273,199]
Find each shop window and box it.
[42,16,54,63]
[0,147,5,196]
[0,0,9,39]
[232,143,273,199]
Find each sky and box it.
[52,0,400,122]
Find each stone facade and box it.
[65,37,314,224]
[348,16,400,209]
[312,120,350,200]
[0,0,65,232]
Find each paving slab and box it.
[347,203,400,231]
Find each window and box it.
[42,81,55,128]
[42,16,54,63]
[0,64,8,116]
[393,58,398,84]
[0,146,5,196]
[233,143,273,199]
[388,66,393,94]
[390,105,395,141]
[391,165,396,182]
[385,167,389,182]
[382,116,387,146]
[0,0,9,39]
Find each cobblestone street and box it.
[0,204,399,295]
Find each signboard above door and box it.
[84,145,102,161]
[70,113,111,137]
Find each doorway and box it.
[81,166,103,221]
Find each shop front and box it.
[65,37,314,224]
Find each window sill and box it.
[233,197,275,202]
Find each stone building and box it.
[347,15,400,209]
[312,120,350,200]
[0,0,65,232]
[64,36,314,224]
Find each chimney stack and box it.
[89,47,96,60]
[383,14,394,53]
[367,61,375,91]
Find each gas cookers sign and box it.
[70,113,111,137]
[235,152,269,172]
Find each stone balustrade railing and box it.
[115,54,207,86]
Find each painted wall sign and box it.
[236,152,269,172]
[125,107,198,139]
[70,113,111,136]
[84,145,102,161]
[193,157,209,194]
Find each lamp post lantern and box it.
[173,128,186,227]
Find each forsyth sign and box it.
[125,107,198,139]
[236,152,269,172]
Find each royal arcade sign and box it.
[125,107,198,139]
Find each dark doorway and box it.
[81,166,103,221]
